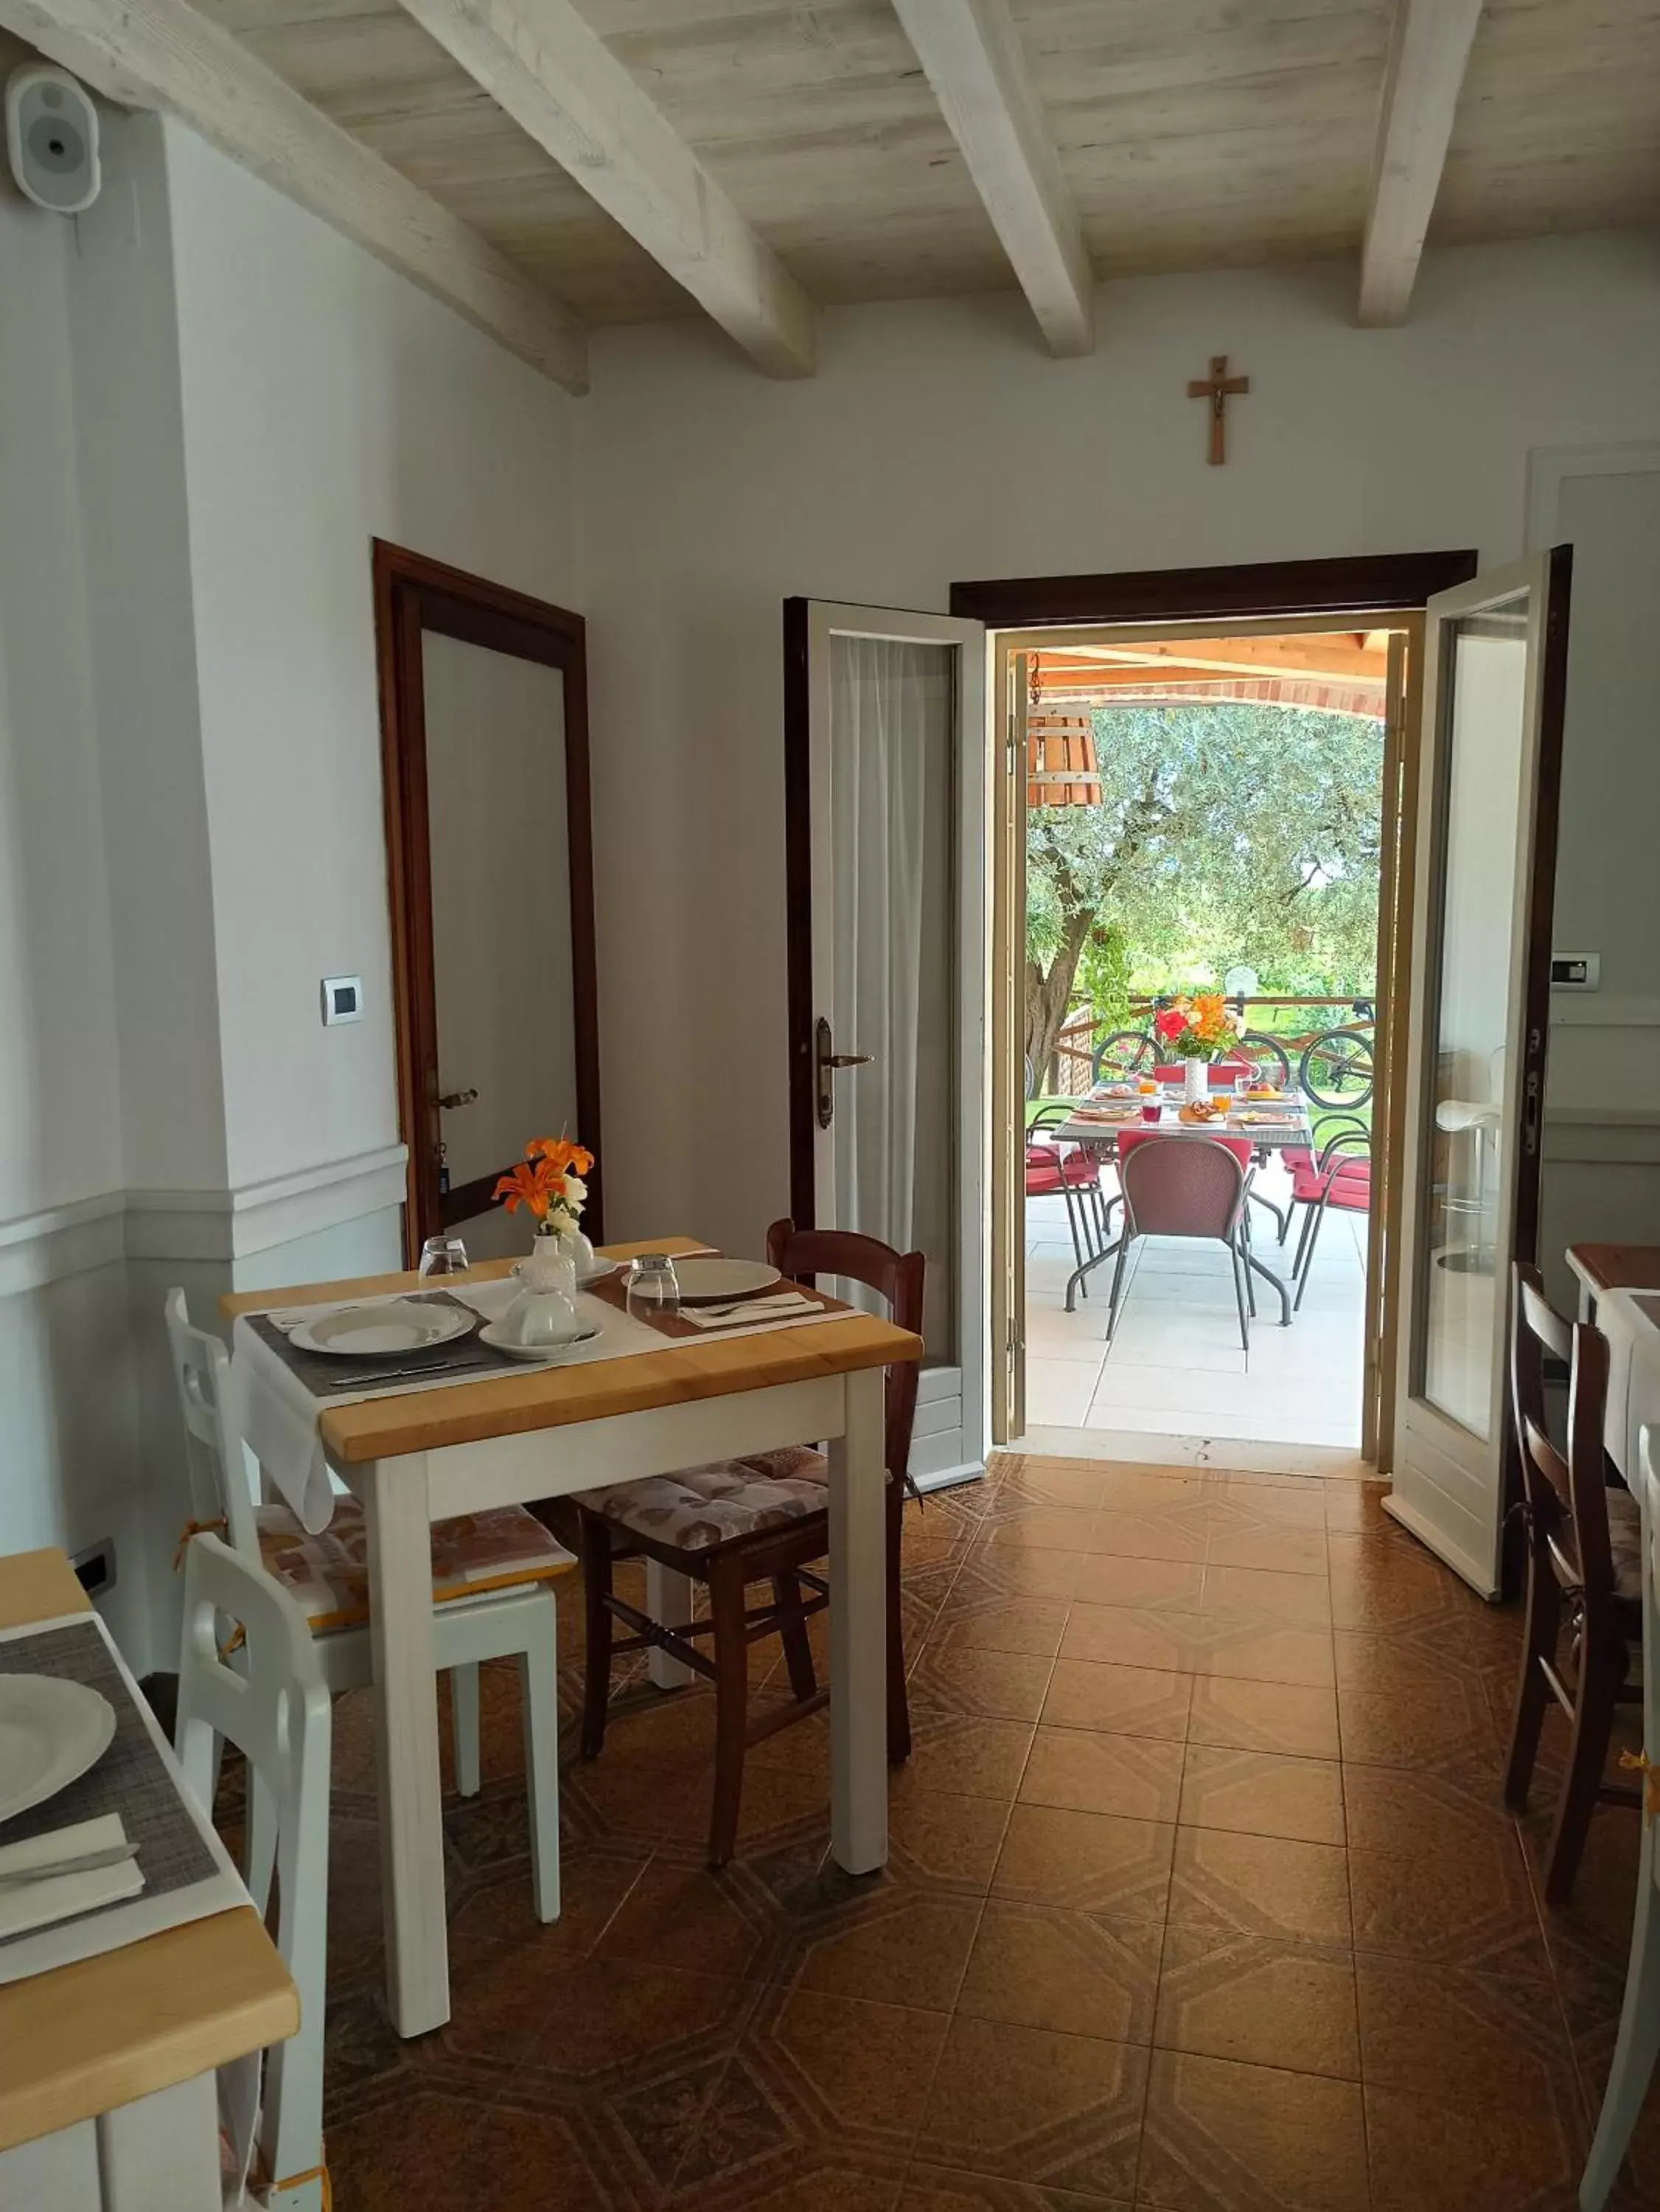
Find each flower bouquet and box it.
[495,1137,596,1285]
[1152,995,1246,1103]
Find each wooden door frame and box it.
[960,549,1479,1461]
[372,539,601,1262]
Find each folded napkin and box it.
[0,1813,143,1941]
[677,1292,820,1330]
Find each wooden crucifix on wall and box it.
[1188,354,1249,465]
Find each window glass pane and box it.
[1417,595,1529,1438]
[828,634,958,1361]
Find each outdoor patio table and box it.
[1049,1102,1314,1320]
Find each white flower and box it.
[563,1175,588,1204]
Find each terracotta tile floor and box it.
[285,1454,1660,2211]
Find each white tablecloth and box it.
[231,1277,835,1530]
[1597,1287,1660,1483]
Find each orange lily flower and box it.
[527,1136,593,1178]
[492,1156,561,1218]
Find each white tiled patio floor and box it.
[1022,1153,1366,1452]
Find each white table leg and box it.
[362,1453,450,2037]
[646,1558,698,1689]
[829,1363,887,1876]
[96,2072,220,2211]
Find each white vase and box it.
[1183,1057,1210,1105]
[521,1228,578,1296]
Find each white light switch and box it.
[321,975,363,1025]
[1550,952,1600,991]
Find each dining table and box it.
[0,1548,296,2208]
[1047,1094,1314,1318]
[223,1233,922,2040]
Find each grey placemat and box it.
[0,1621,217,1949]
[246,1286,528,1397]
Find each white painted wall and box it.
[0,151,148,1654]
[164,126,585,1199]
[579,232,1660,1257]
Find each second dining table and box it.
[1048,1094,1316,1318]
[224,1234,921,2039]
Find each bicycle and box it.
[1297,1006,1376,1110]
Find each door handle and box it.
[438,1088,478,1110]
[815,1017,873,1130]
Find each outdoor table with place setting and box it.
[223,1141,921,2039]
[0,1548,296,2207]
[1050,1074,1311,1320]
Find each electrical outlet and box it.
[70,1537,116,1599]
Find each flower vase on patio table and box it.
[1183,1058,1210,1105]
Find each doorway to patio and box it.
[998,616,1413,1469]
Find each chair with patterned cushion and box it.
[572,1220,924,1867]
[1504,1263,1642,1902]
[165,1287,570,1925]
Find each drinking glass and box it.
[624,1252,681,1319]
[1140,1099,1162,1124]
[418,1234,470,1279]
[1233,1069,1252,1102]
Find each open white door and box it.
[784,599,989,1488]
[1388,550,1572,1592]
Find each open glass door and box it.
[1388,550,1573,1591]
[784,600,989,1488]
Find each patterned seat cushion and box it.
[1608,1486,1642,1604]
[573,1461,831,1553]
[256,1498,573,1633]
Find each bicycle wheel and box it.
[1300,1030,1375,1110]
[1238,1032,1291,1086]
[1092,1030,1156,1082]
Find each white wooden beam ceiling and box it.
[0,0,589,391]
[893,0,1095,357]
[1359,0,1485,327]
[391,0,817,378]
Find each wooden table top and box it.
[1566,1243,1660,1298]
[0,1550,298,2154]
[223,1234,925,1467]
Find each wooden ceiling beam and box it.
[893,0,1094,358]
[391,0,816,378]
[1358,0,1485,327]
[0,0,589,392]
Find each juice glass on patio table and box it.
[1140,1097,1162,1124]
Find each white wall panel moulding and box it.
[123,1143,409,1261]
[0,1193,127,1297]
[0,1144,411,1289]
[1549,997,1660,1029]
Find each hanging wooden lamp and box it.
[1025,658,1101,807]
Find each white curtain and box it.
[828,632,958,1348]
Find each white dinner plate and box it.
[478,1321,601,1363]
[0,1675,119,1823]
[577,1259,621,1287]
[672,1258,781,1306]
[289,1299,475,1358]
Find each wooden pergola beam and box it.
[1049,633,1391,684]
[393,0,817,378]
[1358,0,1485,327]
[893,0,1094,358]
[0,0,590,392]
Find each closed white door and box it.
[1388,550,1573,1592]
[785,600,989,1487]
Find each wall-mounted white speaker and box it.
[6,64,100,215]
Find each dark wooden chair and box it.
[1504,1261,1642,1902]
[572,1219,924,1866]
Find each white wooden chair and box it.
[165,1288,568,1927]
[1581,1421,1660,2208]
[177,1531,332,2212]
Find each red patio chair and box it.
[1286,1128,1371,1310]
[1027,1105,1108,1285]
[1104,1135,1252,1352]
